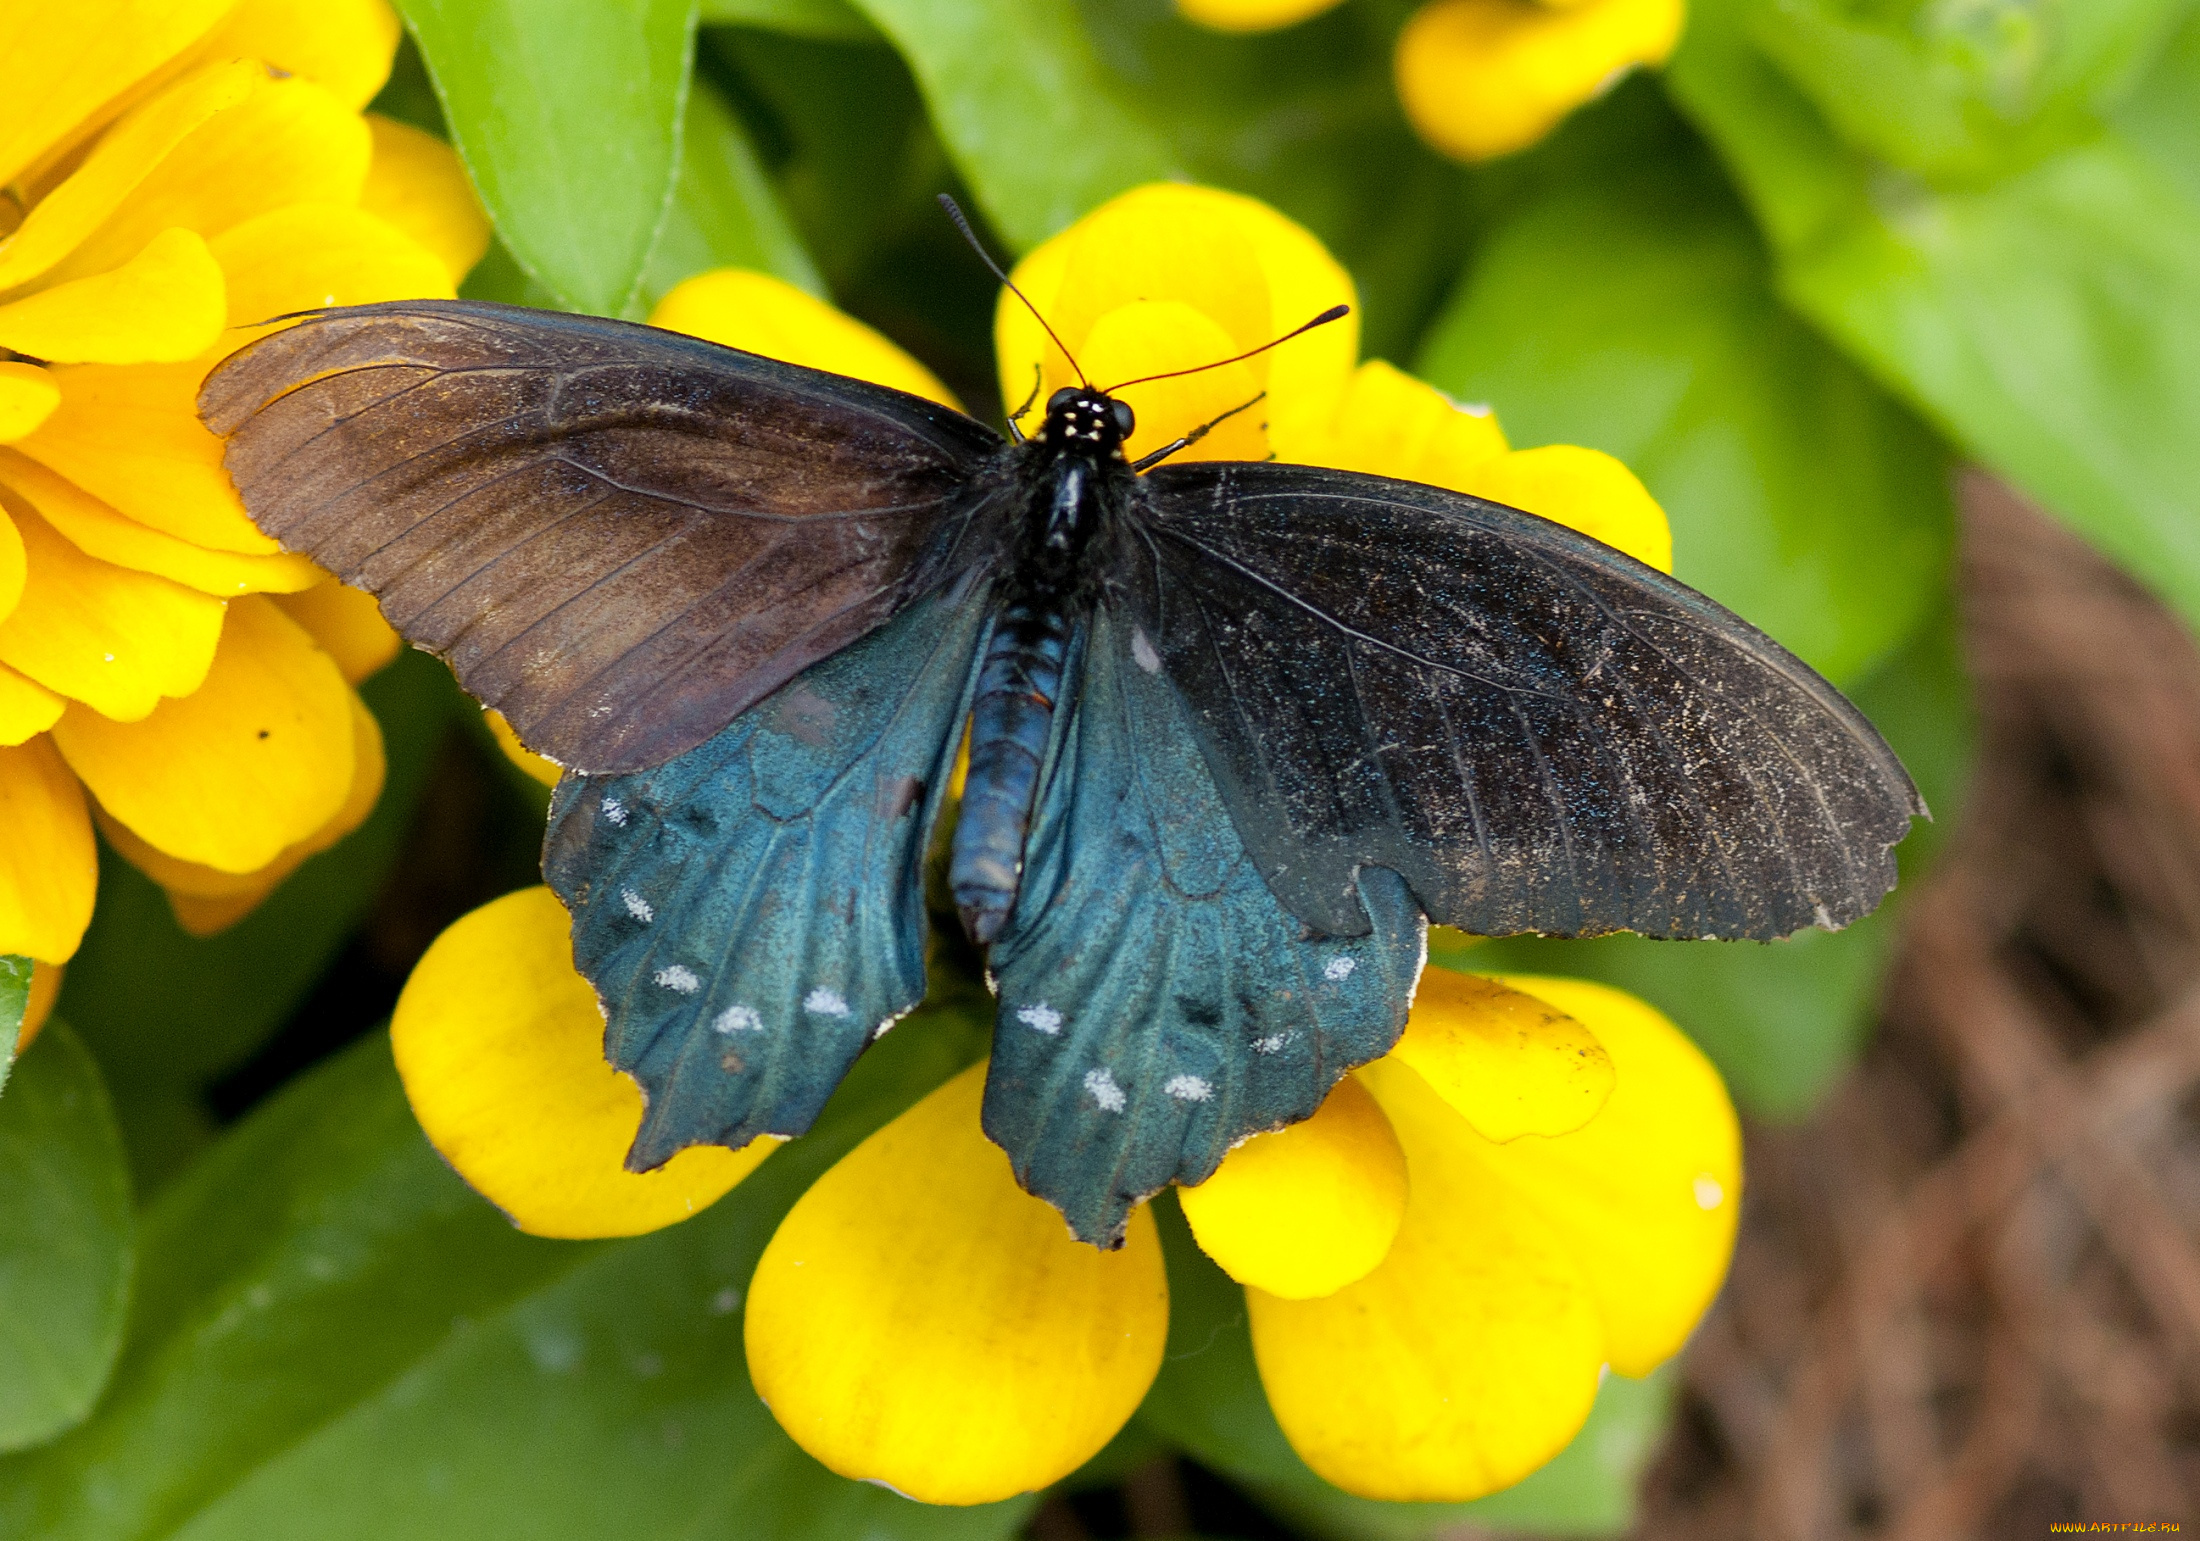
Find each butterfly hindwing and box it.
[983,607,1425,1247]
[200,300,1007,774]
[1129,461,1925,943]
[543,587,988,1166]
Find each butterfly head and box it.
[1041,387,1134,460]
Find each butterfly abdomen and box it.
[950,602,1074,944]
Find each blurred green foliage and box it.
[11,0,2195,1532]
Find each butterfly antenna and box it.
[937,194,1088,387]
[1102,304,1350,393]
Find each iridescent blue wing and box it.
[982,607,1426,1247]
[542,585,989,1164]
[1126,461,1925,942]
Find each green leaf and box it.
[1416,97,1953,688]
[845,0,1181,249]
[636,75,825,310]
[1667,0,2200,640]
[1140,1196,1671,1538]
[0,1024,133,1453]
[699,0,877,40]
[0,1001,996,1540]
[1465,604,1976,1116]
[396,0,698,316]
[0,954,26,1090]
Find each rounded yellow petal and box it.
[361,114,493,285]
[484,707,562,787]
[0,0,234,189]
[1178,1072,1406,1300]
[1251,1056,1605,1501]
[1177,0,1347,33]
[0,60,260,294]
[393,886,767,1238]
[211,202,454,337]
[1459,443,1673,573]
[1079,301,1269,465]
[0,364,62,443]
[747,1062,1169,1505]
[0,497,226,720]
[0,500,22,621]
[0,736,98,964]
[1477,975,1739,1376]
[1397,0,1686,163]
[195,0,403,111]
[0,446,317,596]
[270,579,399,685]
[0,228,225,366]
[1387,966,1614,1142]
[648,269,959,408]
[18,959,64,1052]
[1285,358,1509,485]
[52,594,352,871]
[17,359,277,554]
[0,665,65,747]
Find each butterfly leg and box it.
[1128,391,1266,472]
[1006,365,1043,443]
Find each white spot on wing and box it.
[1813,903,1835,930]
[1016,1003,1063,1035]
[1164,1074,1212,1102]
[1253,1033,1289,1054]
[621,888,653,923]
[1131,627,1162,674]
[1083,1067,1126,1113]
[1323,956,1357,981]
[601,796,628,826]
[656,965,701,994]
[713,1004,763,1033]
[804,988,849,1017]
[1693,1174,1725,1210]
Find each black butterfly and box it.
[199,290,1920,1245]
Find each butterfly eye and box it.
[1110,399,1134,438]
[1046,387,1080,414]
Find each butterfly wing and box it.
[199,299,1007,773]
[983,608,1425,1247]
[1126,461,1925,942]
[543,584,989,1163]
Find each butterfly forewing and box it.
[1127,461,1924,943]
[199,300,1008,773]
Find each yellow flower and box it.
[412,186,1731,1505]
[0,0,491,958]
[1178,0,1686,163]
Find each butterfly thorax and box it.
[948,387,1138,945]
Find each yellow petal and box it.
[0,59,259,294]
[0,363,61,443]
[485,707,562,787]
[211,202,454,338]
[271,579,399,684]
[1460,443,1673,572]
[18,959,64,1051]
[1475,975,1739,1376]
[393,886,766,1237]
[747,1062,1169,1505]
[17,359,277,554]
[1396,0,1686,163]
[649,269,959,408]
[0,498,22,620]
[0,227,225,366]
[195,0,403,111]
[1178,1072,1406,1300]
[0,736,98,963]
[1081,301,1268,465]
[0,0,235,192]
[1286,358,1509,485]
[0,664,65,747]
[51,74,372,287]
[51,594,352,871]
[1250,1056,1605,1501]
[105,687,383,934]
[1177,0,1347,33]
[362,114,493,285]
[0,496,226,720]
[1387,966,1614,1142]
[0,446,317,596]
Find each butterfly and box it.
[199,279,1920,1246]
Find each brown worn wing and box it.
[199,299,1007,773]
